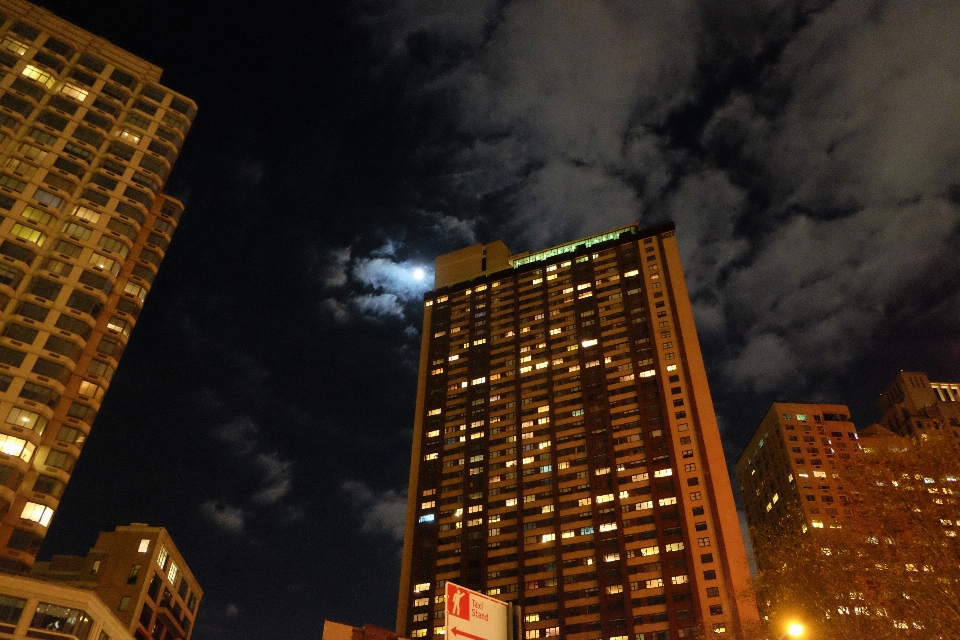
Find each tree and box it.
[751,430,960,639]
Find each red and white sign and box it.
[445,582,509,640]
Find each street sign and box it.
[445,582,510,640]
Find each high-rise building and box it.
[876,371,960,437]
[0,0,194,571]
[736,402,860,534]
[398,223,757,640]
[30,524,201,640]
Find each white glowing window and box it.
[138,538,150,553]
[671,574,689,585]
[595,467,610,475]
[659,497,677,506]
[20,502,53,527]
[541,533,555,543]
[576,283,591,290]
[520,366,532,373]
[665,542,684,552]
[0,434,34,461]
[107,316,131,337]
[666,364,677,372]
[157,545,169,569]
[427,408,441,416]
[581,339,598,347]
[427,430,440,438]
[654,468,673,478]
[561,530,575,539]
[414,582,430,593]
[640,545,659,556]
[599,522,617,532]
[167,561,180,584]
[646,578,663,588]
[505,498,517,507]
[596,494,614,503]
[624,270,639,277]
[21,65,55,88]
[605,584,623,594]
[578,497,592,506]
[811,520,824,529]
[535,362,547,370]
[424,453,438,461]
[60,83,89,101]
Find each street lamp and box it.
[778,622,804,640]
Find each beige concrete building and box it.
[737,402,860,534]
[0,0,194,571]
[31,524,201,640]
[398,223,757,640]
[0,570,135,640]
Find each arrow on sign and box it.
[450,628,487,640]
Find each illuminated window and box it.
[88,252,121,277]
[77,381,104,401]
[167,561,179,584]
[117,129,142,144]
[21,65,55,88]
[20,501,53,526]
[157,545,169,569]
[9,223,45,246]
[5,407,46,434]
[138,539,150,553]
[0,433,34,461]
[60,221,92,240]
[123,281,148,302]
[0,37,28,55]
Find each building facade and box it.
[0,0,194,571]
[31,524,201,640]
[877,371,960,437]
[736,402,861,534]
[398,223,756,640]
[0,570,136,640]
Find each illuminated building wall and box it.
[736,402,860,535]
[30,524,201,640]
[0,0,194,571]
[398,223,757,640]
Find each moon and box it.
[413,268,425,280]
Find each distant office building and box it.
[0,0,194,571]
[324,620,409,640]
[398,223,757,640]
[736,403,860,534]
[31,524,201,640]
[0,570,134,639]
[877,371,960,436]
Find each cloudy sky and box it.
[33,0,960,638]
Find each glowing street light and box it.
[778,622,804,639]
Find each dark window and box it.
[67,68,97,87]
[10,22,40,41]
[48,95,79,114]
[700,553,713,563]
[0,241,36,265]
[0,465,22,490]
[82,110,111,131]
[96,335,124,358]
[109,68,137,89]
[128,564,141,584]
[114,201,145,224]
[65,290,102,316]
[41,37,74,58]
[27,277,62,301]
[709,605,723,615]
[7,529,40,551]
[36,110,68,131]
[116,298,141,318]
[77,54,106,74]
[32,475,64,498]
[0,93,33,117]
[32,358,70,384]
[147,575,162,600]
[73,125,104,148]
[108,141,135,160]
[14,302,47,321]
[11,78,45,101]
[92,97,120,117]
[703,570,717,580]
[107,217,137,241]
[0,264,24,289]
[705,587,720,598]
[66,401,96,424]
[78,271,112,295]
[138,603,153,628]
[0,345,26,367]
[52,239,82,258]
[141,86,166,103]
[44,449,75,471]
[53,156,84,176]
[19,380,58,407]
[44,335,83,362]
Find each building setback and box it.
[876,371,960,437]
[398,223,756,640]
[0,0,194,571]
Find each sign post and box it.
[444,583,517,640]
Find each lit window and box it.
[418,514,434,523]
[423,453,438,461]
[0,37,28,55]
[646,578,663,588]
[0,433,34,461]
[60,83,88,101]
[665,542,684,552]
[654,468,672,478]
[138,539,150,553]
[671,575,689,584]
[413,582,430,593]
[20,501,53,527]
[77,381,104,401]
[9,223,46,247]
[666,364,677,371]
[659,497,677,506]
[88,252,121,277]
[698,537,711,547]
[5,407,46,434]
[157,545,169,569]
[118,129,142,144]
[167,561,179,584]
[640,545,659,556]
[21,65,55,88]
[123,281,148,302]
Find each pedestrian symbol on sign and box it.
[448,584,469,620]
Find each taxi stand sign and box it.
[445,582,519,640]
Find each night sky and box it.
[26,1,960,638]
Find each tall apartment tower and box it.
[0,0,194,571]
[398,223,756,640]
[876,371,960,437]
[736,403,860,535]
